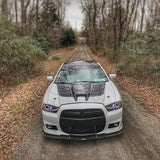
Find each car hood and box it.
[43,81,121,107]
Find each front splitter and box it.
[43,128,123,141]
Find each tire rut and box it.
[70,44,92,61]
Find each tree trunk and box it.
[125,0,137,36]
[21,0,30,27]
[113,0,118,51]
[24,0,30,24]
[21,0,25,26]
[132,0,140,30]
[1,0,8,17]
[140,0,146,32]
[101,0,107,56]
[36,0,39,30]
[118,0,122,49]
[93,0,97,50]
[15,0,18,23]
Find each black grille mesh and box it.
[60,109,106,135]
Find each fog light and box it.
[113,122,119,127]
[108,122,120,128]
[47,125,52,129]
[46,124,57,130]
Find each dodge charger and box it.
[42,61,123,140]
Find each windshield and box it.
[55,65,108,83]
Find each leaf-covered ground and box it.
[87,47,160,118]
[0,46,76,160]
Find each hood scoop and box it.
[57,82,105,101]
[72,83,91,101]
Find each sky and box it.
[65,0,84,31]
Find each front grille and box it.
[60,109,106,135]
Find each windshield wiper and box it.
[80,81,106,83]
[56,82,69,84]
[79,81,94,83]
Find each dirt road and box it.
[13,45,160,160]
[70,44,92,61]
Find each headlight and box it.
[42,104,59,113]
[105,101,122,111]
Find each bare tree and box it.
[81,0,94,44]
[55,0,69,25]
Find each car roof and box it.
[63,61,99,67]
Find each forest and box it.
[82,0,160,86]
[0,0,76,85]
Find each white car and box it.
[42,61,123,140]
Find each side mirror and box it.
[47,76,53,81]
[109,74,116,79]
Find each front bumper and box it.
[43,127,123,140]
[42,103,123,140]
